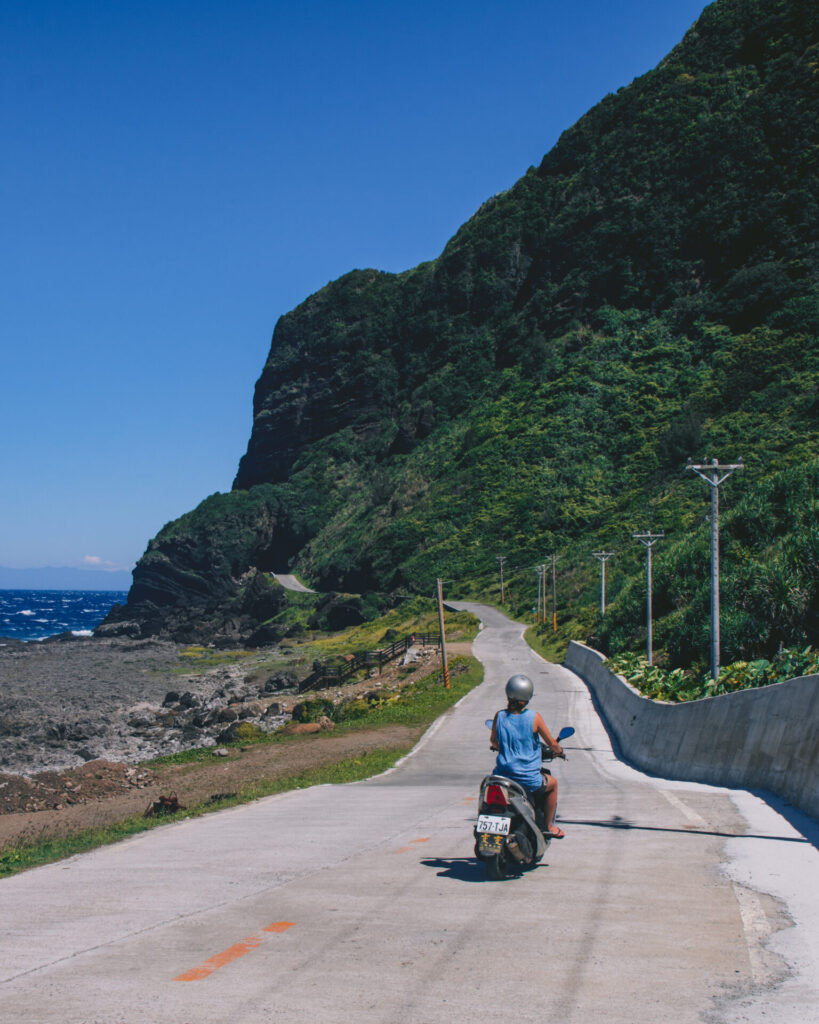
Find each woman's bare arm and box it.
[533,712,563,756]
[490,712,499,751]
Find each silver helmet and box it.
[505,674,533,703]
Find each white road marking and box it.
[661,789,709,829]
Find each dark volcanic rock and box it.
[99,561,287,646]
[42,631,89,644]
[95,619,142,639]
[263,672,297,693]
[246,623,286,648]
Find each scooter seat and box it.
[484,774,529,799]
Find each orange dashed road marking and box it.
[395,836,431,853]
[174,922,296,981]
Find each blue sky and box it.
[1,0,708,574]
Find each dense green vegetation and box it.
[606,645,819,702]
[115,0,818,673]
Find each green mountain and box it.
[104,0,818,665]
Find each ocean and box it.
[0,589,129,642]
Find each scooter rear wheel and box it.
[483,852,510,881]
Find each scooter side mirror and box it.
[485,719,493,729]
[556,726,575,742]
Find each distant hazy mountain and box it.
[0,567,133,591]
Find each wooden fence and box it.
[298,631,441,694]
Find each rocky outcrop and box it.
[100,552,288,646]
[0,659,298,776]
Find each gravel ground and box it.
[0,636,291,774]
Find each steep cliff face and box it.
[234,0,818,493]
[108,0,819,655]
[100,489,288,645]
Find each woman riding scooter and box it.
[490,674,566,838]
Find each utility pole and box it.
[535,565,542,624]
[541,563,547,625]
[632,532,664,665]
[550,553,558,632]
[592,551,615,615]
[496,556,507,605]
[686,457,744,681]
[436,578,450,688]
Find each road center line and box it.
[395,837,431,853]
[174,922,296,981]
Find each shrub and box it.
[291,698,335,723]
[606,645,818,702]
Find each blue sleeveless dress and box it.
[494,708,542,790]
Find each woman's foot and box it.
[547,825,565,838]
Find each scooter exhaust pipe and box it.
[505,833,527,863]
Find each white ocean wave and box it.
[71,629,93,637]
[19,610,35,616]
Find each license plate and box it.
[476,814,511,835]
[476,832,503,854]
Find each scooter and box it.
[474,723,574,880]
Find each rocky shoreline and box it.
[0,635,297,776]
[0,633,445,845]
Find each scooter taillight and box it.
[484,784,508,807]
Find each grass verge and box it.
[524,626,563,663]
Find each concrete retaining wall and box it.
[564,641,819,821]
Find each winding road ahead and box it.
[271,573,315,592]
[1,605,816,1023]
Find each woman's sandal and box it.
[548,826,565,839]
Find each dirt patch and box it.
[0,724,422,851]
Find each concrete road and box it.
[1,604,816,1024]
[271,573,315,593]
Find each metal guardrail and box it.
[298,631,442,693]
